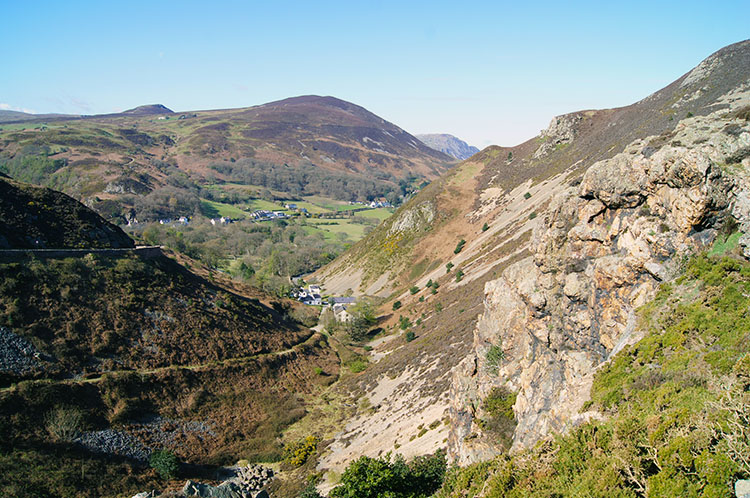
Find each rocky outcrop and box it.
[387,201,435,235]
[448,98,750,464]
[182,465,274,498]
[533,112,584,159]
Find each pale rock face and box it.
[448,101,750,464]
[533,113,584,159]
[388,201,435,235]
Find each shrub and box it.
[486,345,504,374]
[405,330,416,342]
[434,302,443,312]
[524,192,531,200]
[284,435,319,467]
[399,316,412,330]
[482,222,489,232]
[347,358,368,373]
[528,212,537,220]
[455,269,464,282]
[454,239,466,254]
[410,285,419,295]
[150,449,179,480]
[392,300,402,311]
[446,262,454,273]
[45,406,84,442]
[329,451,446,498]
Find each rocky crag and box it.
[449,88,750,463]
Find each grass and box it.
[304,219,368,240]
[200,199,250,219]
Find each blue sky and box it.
[1,0,748,147]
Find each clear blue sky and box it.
[2,0,748,147]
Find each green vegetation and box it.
[485,344,504,375]
[284,435,319,467]
[392,300,402,310]
[523,192,531,200]
[528,212,537,220]
[482,222,489,232]
[438,253,750,497]
[329,451,446,498]
[405,330,416,342]
[454,239,466,254]
[446,262,454,273]
[477,387,517,450]
[410,285,420,295]
[455,269,464,282]
[149,450,179,480]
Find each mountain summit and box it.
[416,133,479,160]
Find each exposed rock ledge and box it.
[448,100,750,464]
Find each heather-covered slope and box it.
[0,180,337,497]
[0,173,134,249]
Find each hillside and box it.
[0,178,337,497]
[0,95,453,224]
[416,133,479,160]
[305,39,750,491]
[0,173,133,249]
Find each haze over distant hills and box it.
[416,133,480,160]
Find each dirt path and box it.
[0,331,323,395]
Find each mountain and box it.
[0,95,454,223]
[416,133,479,160]
[120,104,173,116]
[307,40,750,491]
[0,110,77,123]
[0,177,336,497]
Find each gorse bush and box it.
[149,450,178,480]
[284,435,319,467]
[330,451,446,498]
[454,239,466,254]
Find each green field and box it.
[200,200,250,219]
[303,219,368,241]
[356,207,394,220]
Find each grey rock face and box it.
[416,134,479,160]
[736,479,750,498]
[448,97,750,464]
[533,113,584,159]
[182,464,274,498]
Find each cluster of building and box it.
[251,210,289,221]
[347,198,393,208]
[209,217,235,225]
[158,216,190,225]
[291,285,358,322]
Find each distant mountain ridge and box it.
[416,133,479,160]
[0,95,453,221]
